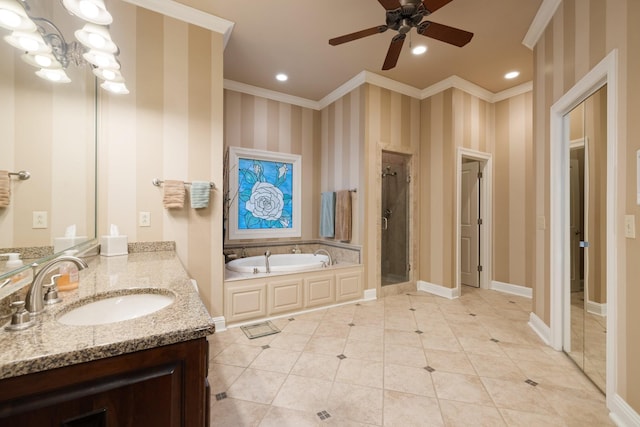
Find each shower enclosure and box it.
[381,151,411,286]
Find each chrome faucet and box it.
[264,251,271,274]
[25,255,88,315]
[313,249,332,267]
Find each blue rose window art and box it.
[237,157,294,229]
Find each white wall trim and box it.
[122,0,235,47]
[609,394,640,427]
[528,312,551,346]
[490,281,533,298]
[586,300,607,317]
[522,0,562,50]
[363,288,377,301]
[420,75,494,102]
[211,316,226,332]
[549,48,618,406]
[224,79,320,110]
[417,281,459,299]
[492,81,534,103]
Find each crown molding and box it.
[492,81,534,102]
[121,0,235,47]
[223,80,320,110]
[522,0,562,50]
[420,75,494,102]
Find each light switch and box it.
[32,211,47,229]
[625,215,636,239]
[139,211,151,227]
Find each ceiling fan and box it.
[329,0,473,70]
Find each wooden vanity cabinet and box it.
[0,338,210,426]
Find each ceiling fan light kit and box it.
[329,0,473,70]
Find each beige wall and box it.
[533,0,640,409]
[98,3,224,317]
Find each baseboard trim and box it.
[363,288,377,301]
[490,280,533,298]
[528,312,551,346]
[609,393,640,427]
[211,316,226,333]
[417,281,458,299]
[586,300,607,317]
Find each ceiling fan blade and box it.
[378,0,402,10]
[417,21,473,47]
[421,0,453,14]
[382,34,405,70]
[329,25,388,46]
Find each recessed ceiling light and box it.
[276,73,288,82]
[504,71,520,79]
[412,45,427,55]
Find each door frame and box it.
[549,49,617,404]
[456,147,492,296]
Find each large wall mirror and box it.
[565,84,607,393]
[0,2,97,287]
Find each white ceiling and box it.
[179,0,543,102]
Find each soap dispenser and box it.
[57,250,80,292]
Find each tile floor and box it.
[207,287,613,426]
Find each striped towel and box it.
[162,180,185,209]
[0,171,10,208]
[190,181,210,209]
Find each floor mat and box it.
[240,321,281,339]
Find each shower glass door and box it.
[381,151,410,286]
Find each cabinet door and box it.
[304,273,335,308]
[225,282,267,323]
[336,270,362,302]
[268,278,303,314]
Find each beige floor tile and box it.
[314,321,352,338]
[258,406,319,427]
[295,309,327,321]
[499,341,557,362]
[348,325,384,343]
[384,314,417,331]
[383,390,443,427]
[481,377,557,415]
[343,339,384,362]
[213,343,263,367]
[304,335,347,356]
[439,399,506,427]
[384,343,427,367]
[498,408,568,427]
[268,332,312,351]
[290,351,340,381]
[208,362,246,394]
[210,397,269,427]
[235,332,279,347]
[420,334,463,352]
[425,349,475,375]
[226,368,288,404]
[327,382,383,425]
[384,329,423,348]
[249,347,301,374]
[467,353,526,381]
[271,374,333,412]
[281,319,320,335]
[383,363,436,397]
[457,336,508,357]
[209,329,244,357]
[335,358,383,388]
[431,371,493,406]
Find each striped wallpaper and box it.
[533,0,639,409]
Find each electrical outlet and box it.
[625,215,636,238]
[32,211,47,229]
[139,211,151,227]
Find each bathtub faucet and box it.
[264,251,271,273]
[313,249,332,268]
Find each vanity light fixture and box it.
[504,70,520,79]
[0,0,128,94]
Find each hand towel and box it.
[0,171,10,208]
[319,191,335,238]
[335,190,352,242]
[162,180,185,209]
[190,181,210,209]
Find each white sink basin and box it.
[57,289,175,326]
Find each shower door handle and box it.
[382,217,388,230]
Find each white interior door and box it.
[461,161,480,287]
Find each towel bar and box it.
[8,170,30,180]
[152,178,215,189]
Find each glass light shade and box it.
[83,49,119,68]
[62,0,112,25]
[21,52,62,69]
[101,80,129,94]
[75,23,117,53]
[35,68,71,83]
[93,67,124,82]
[4,31,50,53]
[0,0,36,31]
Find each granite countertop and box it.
[0,251,215,380]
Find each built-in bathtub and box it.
[225,253,330,274]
